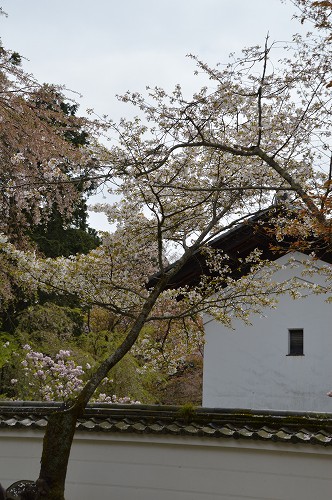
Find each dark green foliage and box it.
[9,51,21,65]
[59,102,89,146]
[16,302,85,349]
[27,94,101,258]
[29,197,101,258]
[30,220,100,258]
[0,331,19,397]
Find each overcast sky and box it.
[0,0,303,229]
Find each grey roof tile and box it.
[0,402,332,447]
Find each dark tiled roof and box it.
[148,208,277,289]
[1,402,332,446]
[148,207,332,290]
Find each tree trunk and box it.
[35,406,80,500]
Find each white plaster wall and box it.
[1,429,332,500]
[203,252,332,412]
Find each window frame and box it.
[287,328,304,356]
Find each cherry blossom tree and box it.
[2,1,332,498]
[0,43,106,245]
[0,39,107,333]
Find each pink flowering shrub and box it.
[11,345,140,404]
[14,345,85,401]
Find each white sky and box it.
[0,0,303,230]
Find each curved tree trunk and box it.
[35,407,80,500]
[32,279,172,499]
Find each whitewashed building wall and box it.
[203,252,332,412]
[1,427,332,500]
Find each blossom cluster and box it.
[96,393,141,404]
[13,345,85,401]
[11,345,140,404]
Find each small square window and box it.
[288,329,304,356]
